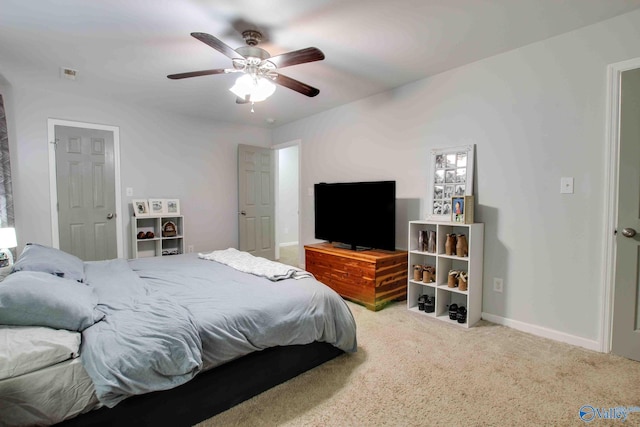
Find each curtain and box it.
[0,94,15,228]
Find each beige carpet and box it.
[277,245,300,268]
[197,301,640,426]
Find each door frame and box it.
[601,57,640,353]
[47,118,124,258]
[273,139,302,264]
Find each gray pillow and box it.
[12,243,86,283]
[0,271,104,331]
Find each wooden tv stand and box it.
[304,243,408,311]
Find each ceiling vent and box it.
[60,67,78,81]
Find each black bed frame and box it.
[57,342,343,427]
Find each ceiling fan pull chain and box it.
[251,102,255,113]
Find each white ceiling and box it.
[1,0,640,128]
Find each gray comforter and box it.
[81,254,357,407]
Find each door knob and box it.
[240,211,247,216]
[622,227,636,238]
[106,213,114,220]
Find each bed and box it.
[0,244,357,426]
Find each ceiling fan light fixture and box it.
[169,31,323,101]
[229,73,276,102]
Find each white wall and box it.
[2,84,271,258]
[4,9,639,347]
[277,145,299,246]
[273,10,640,345]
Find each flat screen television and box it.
[314,180,396,251]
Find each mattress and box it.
[0,325,80,380]
[0,358,99,426]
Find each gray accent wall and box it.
[3,8,640,349]
[272,9,640,345]
[2,84,271,258]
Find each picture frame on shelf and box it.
[132,199,149,217]
[427,144,475,221]
[452,195,474,224]
[166,199,180,215]
[148,198,166,216]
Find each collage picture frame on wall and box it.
[427,144,475,222]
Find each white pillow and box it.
[0,325,81,380]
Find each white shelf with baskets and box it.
[407,220,484,328]
[132,215,184,258]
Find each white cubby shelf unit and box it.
[132,215,184,258]
[407,220,484,328]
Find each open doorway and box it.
[274,140,301,267]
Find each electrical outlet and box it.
[187,245,194,253]
[126,187,133,197]
[493,278,504,293]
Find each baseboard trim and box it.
[481,312,601,352]
[279,241,299,247]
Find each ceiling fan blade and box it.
[274,74,320,97]
[268,47,324,69]
[191,32,244,60]
[167,69,227,80]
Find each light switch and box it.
[560,177,574,194]
[126,187,133,197]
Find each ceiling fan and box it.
[167,30,325,104]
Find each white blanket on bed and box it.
[198,248,313,281]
